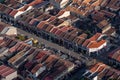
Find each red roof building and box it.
[0,65,17,80]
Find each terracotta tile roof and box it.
[47,16,56,22]
[63,61,74,70]
[117,55,120,62]
[0,39,4,44]
[45,54,58,62]
[55,29,63,36]
[63,33,71,40]
[89,33,101,41]
[28,0,43,6]
[9,9,18,17]
[105,70,114,77]
[44,55,59,68]
[9,42,21,53]
[0,24,7,32]
[98,68,109,78]
[0,37,13,47]
[100,10,116,18]
[54,26,70,36]
[44,76,53,80]
[97,20,109,29]
[82,40,89,47]
[82,33,107,49]
[42,24,49,31]
[109,73,120,79]
[31,63,42,74]
[42,14,51,21]
[45,25,54,32]
[35,51,48,60]
[8,50,26,64]
[108,47,120,62]
[103,27,116,36]
[50,65,67,78]
[89,63,107,74]
[1,5,7,13]
[87,62,120,79]
[18,5,29,11]
[97,66,105,73]
[106,0,120,11]
[68,34,77,42]
[78,33,88,39]
[2,69,16,77]
[0,65,16,77]
[60,26,70,32]
[37,21,46,30]
[90,63,101,72]
[56,10,65,17]
[73,37,79,43]
[77,38,85,45]
[50,27,59,34]
[108,47,120,58]
[59,31,66,38]
[91,11,106,22]
[4,7,13,14]
[0,4,6,12]
[25,61,33,70]
[91,0,104,6]
[82,0,91,4]
[50,18,64,26]
[87,39,106,48]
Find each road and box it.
[0,20,94,66]
[17,28,82,60]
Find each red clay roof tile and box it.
[9,9,18,17]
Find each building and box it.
[1,27,17,36]
[82,33,107,56]
[108,47,120,69]
[82,63,120,80]
[0,65,17,80]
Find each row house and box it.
[0,36,34,63]
[21,11,78,50]
[0,22,9,32]
[82,62,120,80]
[82,33,107,56]
[0,0,109,54]
[0,36,77,80]
[65,0,104,17]
[36,20,88,52]
[0,0,25,23]
[17,0,34,4]
[102,0,120,12]
[108,47,120,69]
[0,3,13,23]
[63,0,117,37]
[49,0,70,9]
[0,0,47,25]
[90,11,116,36]
[0,65,17,80]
